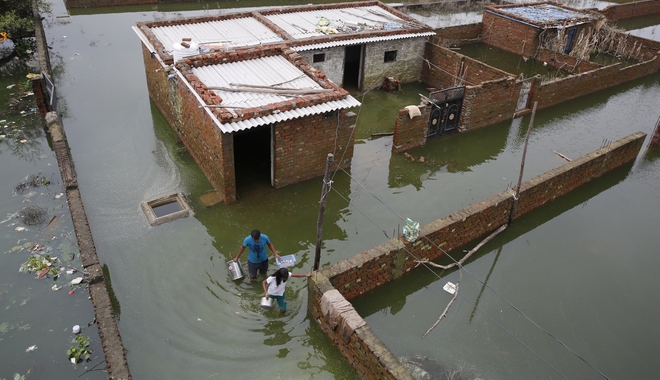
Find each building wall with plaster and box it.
[299,46,346,87]
[363,37,427,90]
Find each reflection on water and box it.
[37,0,660,379]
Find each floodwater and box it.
[0,0,658,379]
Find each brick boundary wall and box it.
[431,23,483,46]
[601,0,660,21]
[392,104,431,153]
[532,56,660,110]
[308,131,646,380]
[45,111,133,380]
[536,48,602,73]
[32,3,133,378]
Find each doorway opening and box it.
[233,124,273,196]
[343,44,364,91]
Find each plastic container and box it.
[227,260,245,281]
[276,254,296,268]
[260,296,273,308]
[172,40,199,63]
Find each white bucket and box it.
[260,297,273,308]
[172,40,199,63]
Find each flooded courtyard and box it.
[1,0,659,379]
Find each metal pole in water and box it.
[314,153,334,271]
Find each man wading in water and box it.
[234,230,280,280]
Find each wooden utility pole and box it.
[314,153,334,271]
[509,101,538,223]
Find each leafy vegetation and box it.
[21,254,59,277]
[67,334,92,365]
[0,0,52,57]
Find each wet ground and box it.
[1,0,659,379]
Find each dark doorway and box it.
[233,125,272,196]
[343,44,364,91]
[428,86,464,139]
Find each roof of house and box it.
[184,52,360,133]
[150,17,283,51]
[487,2,598,27]
[134,1,434,63]
[263,5,423,40]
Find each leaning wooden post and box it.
[509,101,537,223]
[314,153,334,271]
[651,116,660,147]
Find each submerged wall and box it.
[601,0,660,21]
[309,131,646,379]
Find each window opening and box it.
[384,50,397,63]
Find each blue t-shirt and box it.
[243,234,270,263]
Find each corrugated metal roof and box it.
[151,17,283,51]
[265,5,421,39]
[293,31,435,52]
[191,55,360,133]
[499,4,594,24]
[222,97,361,132]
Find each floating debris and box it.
[18,205,47,226]
[70,277,83,285]
[25,345,38,352]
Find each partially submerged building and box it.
[133,1,434,203]
[392,1,660,153]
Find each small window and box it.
[323,110,338,120]
[384,50,397,63]
[313,53,326,63]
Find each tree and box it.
[0,0,51,57]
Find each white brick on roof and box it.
[151,17,283,51]
[192,55,360,133]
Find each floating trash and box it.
[70,277,83,285]
[25,345,38,353]
[72,325,81,334]
[443,282,456,295]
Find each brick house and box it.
[481,2,603,58]
[133,1,434,203]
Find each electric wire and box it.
[330,166,610,380]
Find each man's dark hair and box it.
[251,230,261,240]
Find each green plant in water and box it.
[67,334,92,365]
[20,255,58,277]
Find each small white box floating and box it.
[443,282,456,295]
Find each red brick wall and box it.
[274,111,356,188]
[322,131,645,299]
[421,43,510,90]
[310,132,646,379]
[308,274,413,380]
[536,48,602,73]
[601,0,660,21]
[461,77,520,131]
[392,105,430,153]
[533,56,660,110]
[432,23,483,46]
[482,11,540,58]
